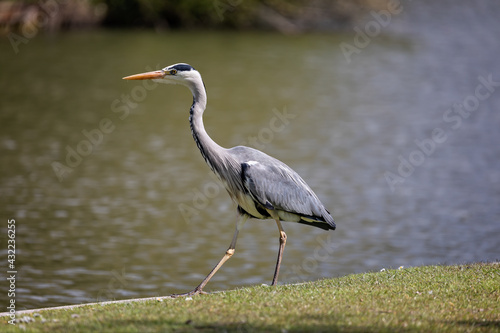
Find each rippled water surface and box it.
[1,1,499,309]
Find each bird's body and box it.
[123,63,335,296]
[219,145,335,230]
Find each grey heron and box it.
[123,63,336,297]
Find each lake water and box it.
[1,0,499,310]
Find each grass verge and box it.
[2,263,499,332]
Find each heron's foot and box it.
[170,288,208,298]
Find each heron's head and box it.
[123,63,201,87]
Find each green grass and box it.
[3,263,499,332]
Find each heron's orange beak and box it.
[122,70,164,80]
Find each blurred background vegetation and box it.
[0,0,383,34]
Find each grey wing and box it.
[241,161,335,229]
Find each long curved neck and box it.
[187,78,230,177]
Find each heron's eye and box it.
[169,69,177,75]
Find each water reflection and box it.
[1,1,499,310]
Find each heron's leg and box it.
[271,218,287,286]
[171,215,248,298]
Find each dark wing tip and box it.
[297,220,336,231]
[298,212,336,230]
[327,216,336,230]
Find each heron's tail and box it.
[297,220,335,230]
[297,212,336,230]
